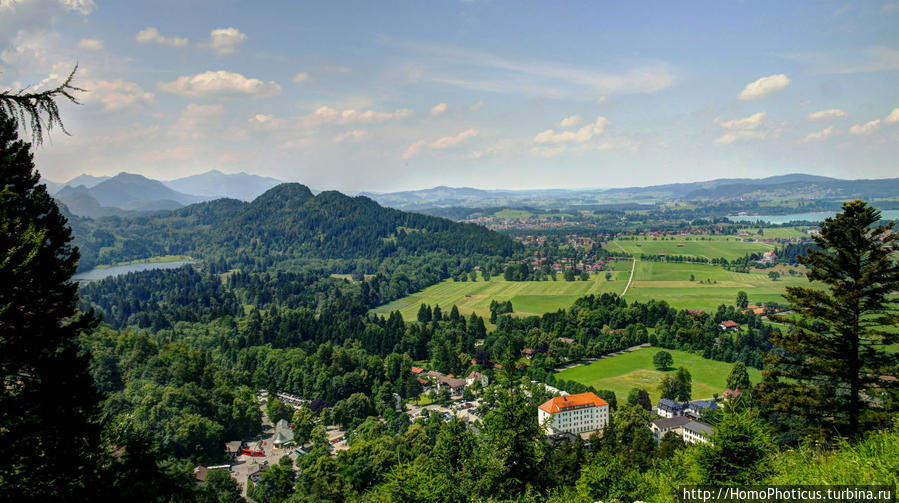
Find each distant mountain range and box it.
[161,169,281,201]
[363,174,899,210]
[46,170,282,218]
[45,171,899,218]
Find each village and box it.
[199,360,727,497]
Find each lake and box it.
[72,261,195,283]
[727,210,899,224]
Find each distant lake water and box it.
[72,261,195,283]
[727,210,899,224]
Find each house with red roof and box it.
[538,392,610,435]
[719,320,739,331]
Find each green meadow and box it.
[555,347,762,404]
[371,272,628,321]
[608,236,775,261]
[622,261,813,311]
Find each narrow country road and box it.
[620,258,636,297]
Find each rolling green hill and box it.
[69,183,521,271]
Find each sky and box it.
[1,0,898,192]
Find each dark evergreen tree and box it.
[761,201,899,438]
[0,117,105,500]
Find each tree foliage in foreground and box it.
[761,200,899,438]
[0,117,105,500]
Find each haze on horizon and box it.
[2,0,898,193]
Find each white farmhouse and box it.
[538,392,609,435]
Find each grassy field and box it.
[736,227,813,239]
[555,347,762,404]
[623,261,812,311]
[371,272,629,320]
[609,236,775,261]
[93,255,194,269]
[372,258,813,319]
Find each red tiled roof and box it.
[411,366,424,374]
[721,320,739,328]
[538,392,608,414]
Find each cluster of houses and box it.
[411,366,489,395]
[536,392,717,445]
[651,398,716,443]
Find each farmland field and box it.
[608,236,775,261]
[555,347,762,404]
[371,271,630,320]
[622,261,812,311]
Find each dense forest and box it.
[65,183,521,272]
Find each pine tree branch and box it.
[0,64,84,145]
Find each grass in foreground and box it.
[555,347,762,404]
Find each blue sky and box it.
[2,0,898,191]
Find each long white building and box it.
[538,391,609,435]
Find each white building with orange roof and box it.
[538,391,609,435]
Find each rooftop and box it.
[652,416,692,429]
[684,420,714,436]
[538,392,608,414]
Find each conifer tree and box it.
[761,200,899,438]
[0,117,103,500]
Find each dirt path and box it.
[620,258,637,297]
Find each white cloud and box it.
[737,74,791,100]
[469,101,485,111]
[715,112,767,130]
[402,140,426,159]
[77,38,103,51]
[430,103,447,115]
[168,103,224,139]
[883,2,899,13]
[402,129,479,159]
[849,120,880,135]
[559,115,582,128]
[158,70,281,98]
[292,72,309,83]
[333,130,367,143]
[136,27,188,47]
[801,126,835,142]
[884,108,899,124]
[0,30,58,70]
[249,114,274,123]
[82,78,156,112]
[0,0,95,14]
[534,116,609,144]
[205,27,247,55]
[59,0,93,13]
[430,128,478,149]
[596,96,607,104]
[300,106,413,127]
[808,108,846,120]
[713,112,775,144]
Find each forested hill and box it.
[71,182,521,271]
